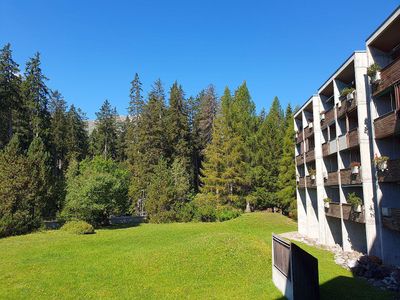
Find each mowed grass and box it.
[0,213,394,299]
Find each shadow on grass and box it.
[100,222,144,230]
[274,275,397,300]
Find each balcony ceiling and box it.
[336,62,355,85]
[370,15,400,53]
[320,81,334,98]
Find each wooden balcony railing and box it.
[325,202,341,219]
[304,126,314,140]
[340,168,362,185]
[298,177,305,188]
[324,171,339,186]
[296,130,304,144]
[325,202,365,223]
[321,108,335,127]
[337,98,357,119]
[377,159,400,183]
[305,149,315,163]
[322,142,329,157]
[382,208,400,232]
[373,57,400,96]
[306,176,316,188]
[347,128,359,148]
[342,203,365,223]
[374,111,400,139]
[295,154,304,166]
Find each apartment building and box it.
[294,7,400,266]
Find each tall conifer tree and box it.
[0,44,22,148]
[49,90,68,171]
[277,104,296,213]
[166,82,191,174]
[65,105,88,161]
[22,53,51,147]
[90,100,118,159]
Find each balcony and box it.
[324,171,339,186]
[298,177,305,188]
[325,202,365,223]
[325,202,341,219]
[322,142,329,157]
[382,208,400,232]
[306,176,316,188]
[340,168,362,185]
[377,159,400,183]
[322,141,337,157]
[348,128,359,148]
[373,57,400,96]
[296,130,303,144]
[342,203,365,223]
[305,149,315,163]
[374,111,400,139]
[304,126,314,140]
[321,108,335,128]
[337,98,357,119]
[338,129,359,151]
[295,154,304,165]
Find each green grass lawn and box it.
[0,212,395,299]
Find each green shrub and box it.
[61,220,95,234]
[173,201,196,223]
[193,199,217,222]
[215,206,242,222]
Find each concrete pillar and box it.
[356,52,383,257]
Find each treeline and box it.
[0,44,296,236]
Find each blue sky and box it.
[1,1,399,119]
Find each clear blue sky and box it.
[1,1,399,119]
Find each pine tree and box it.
[65,105,88,161]
[129,79,168,207]
[0,43,22,148]
[192,85,218,189]
[126,73,144,163]
[116,116,129,161]
[22,52,51,147]
[198,86,249,208]
[90,100,118,159]
[49,90,68,172]
[166,82,191,169]
[252,97,284,209]
[277,104,296,213]
[230,82,257,208]
[27,137,54,218]
[0,135,39,237]
[128,73,144,119]
[145,158,175,223]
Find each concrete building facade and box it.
[294,7,400,266]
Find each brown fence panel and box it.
[273,235,291,278]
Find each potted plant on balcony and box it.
[374,154,389,172]
[309,168,316,181]
[347,192,362,213]
[323,197,331,209]
[341,87,356,101]
[350,161,361,174]
[367,63,381,83]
